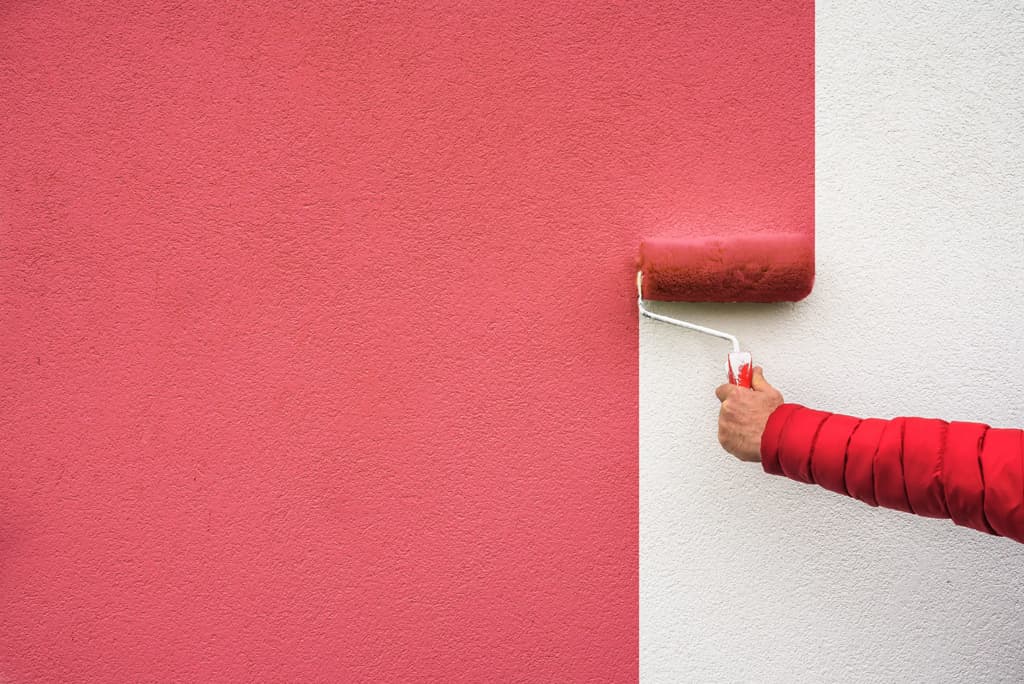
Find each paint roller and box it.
[636,232,814,388]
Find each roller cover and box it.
[638,233,814,302]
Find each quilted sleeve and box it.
[759,404,1024,543]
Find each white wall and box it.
[641,2,1024,681]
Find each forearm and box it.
[760,404,1024,542]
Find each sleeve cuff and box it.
[760,403,803,475]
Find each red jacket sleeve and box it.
[760,404,1024,543]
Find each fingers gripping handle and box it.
[727,352,753,388]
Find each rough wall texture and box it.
[642,2,1024,681]
[0,2,810,681]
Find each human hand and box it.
[715,366,784,462]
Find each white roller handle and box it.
[727,351,753,388]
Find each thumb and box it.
[751,366,770,391]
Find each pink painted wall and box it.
[1,2,811,680]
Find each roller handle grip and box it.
[727,352,753,388]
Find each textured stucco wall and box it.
[1,2,812,682]
[641,2,1024,681]
[0,3,645,680]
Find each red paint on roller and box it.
[639,233,815,302]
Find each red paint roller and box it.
[637,232,814,387]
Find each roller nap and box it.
[638,233,814,302]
